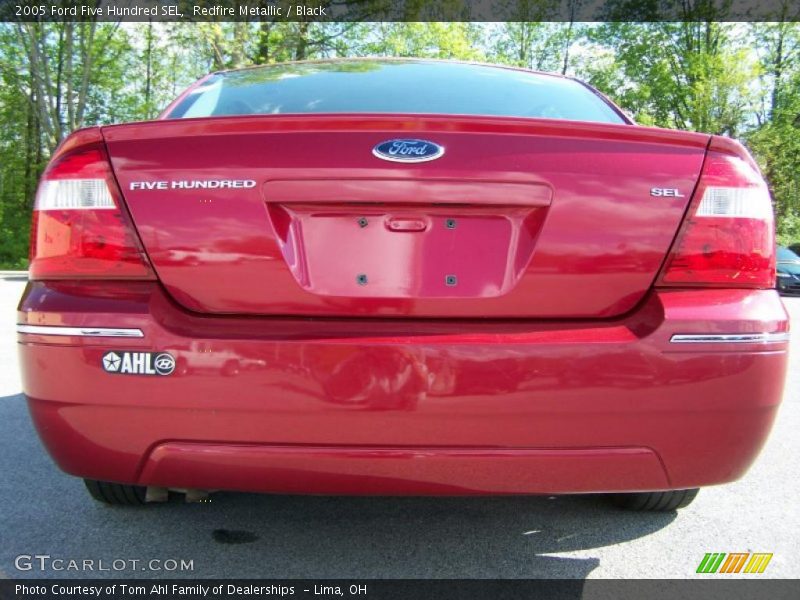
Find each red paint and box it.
[102,115,708,318]
[139,444,670,495]
[18,282,788,494]
[17,71,788,496]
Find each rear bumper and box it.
[18,282,789,495]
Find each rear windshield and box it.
[166,61,625,124]
[778,247,800,261]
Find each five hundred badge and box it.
[102,351,175,376]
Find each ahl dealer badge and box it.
[102,351,176,376]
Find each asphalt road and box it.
[1,275,798,580]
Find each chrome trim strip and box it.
[16,325,144,338]
[670,333,790,344]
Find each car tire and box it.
[609,488,699,511]
[84,479,147,506]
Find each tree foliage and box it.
[0,20,799,266]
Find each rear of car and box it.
[17,60,788,510]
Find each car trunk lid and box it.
[103,114,709,318]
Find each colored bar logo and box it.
[697,553,773,574]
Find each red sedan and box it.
[17,60,788,511]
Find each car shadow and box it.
[0,393,676,582]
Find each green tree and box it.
[587,22,758,135]
[363,23,485,60]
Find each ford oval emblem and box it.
[372,139,445,163]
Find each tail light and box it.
[29,128,154,280]
[657,139,775,288]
